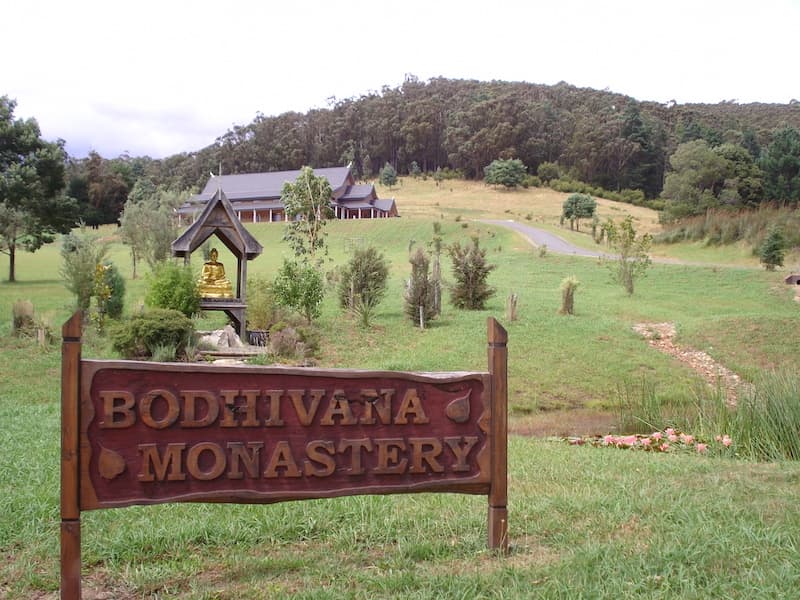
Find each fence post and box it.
[61,312,82,599]
[487,317,508,553]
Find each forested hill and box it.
[115,78,800,199]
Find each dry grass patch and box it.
[378,178,661,234]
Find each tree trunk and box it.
[8,243,15,282]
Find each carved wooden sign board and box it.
[60,314,508,598]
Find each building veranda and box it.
[178,165,399,225]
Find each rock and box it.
[223,324,244,348]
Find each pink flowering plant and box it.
[569,428,734,455]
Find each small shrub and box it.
[60,231,108,313]
[523,175,542,188]
[108,308,195,359]
[559,276,579,315]
[538,244,548,258]
[506,292,519,321]
[759,227,786,271]
[537,162,560,183]
[404,248,437,328]
[247,275,279,330]
[272,259,324,323]
[12,300,35,335]
[448,236,496,310]
[268,320,320,362]
[145,261,200,317]
[103,262,126,319]
[338,246,389,327]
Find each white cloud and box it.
[2,0,797,158]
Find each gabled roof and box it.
[341,184,377,201]
[172,189,263,260]
[189,167,353,203]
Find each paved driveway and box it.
[482,220,613,258]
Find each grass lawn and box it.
[1,177,799,597]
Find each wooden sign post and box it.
[61,315,508,598]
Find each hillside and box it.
[133,78,800,199]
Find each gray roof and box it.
[341,184,376,201]
[191,167,352,203]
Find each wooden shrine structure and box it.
[171,188,263,336]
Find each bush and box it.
[448,236,496,310]
[537,162,560,183]
[12,300,35,335]
[60,232,108,313]
[108,308,195,359]
[246,275,280,330]
[338,246,389,327]
[523,175,542,188]
[145,261,200,317]
[102,262,126,319]
[484,158,527,188]
[272,259,324,323]
[268,320,320,363]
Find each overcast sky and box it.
[3,0,798,159]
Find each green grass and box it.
[2,386,799,599]
[2,182,800,596]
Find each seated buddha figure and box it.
[198,248,233,298]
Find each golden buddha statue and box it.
[198,248,233,298]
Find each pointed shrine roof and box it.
[171,188,263,260]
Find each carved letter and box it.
[373,438,408,474]
[180,390,219,427]
[409,437,444,473]
[288,389,325,426]
[394,388,429,424]
[444,436,480,472]
[263,390,285,427]
[359,389,394,425]
[138,443,186,482]
[320,390,357,425]
[263,441,301,478]
[219,390,260,427]
[304,440,336,477]
[227,442,264,479]
[186,442,226,480]
[140,389,180,429]
[99,391,136,428]
[338,438,373,475]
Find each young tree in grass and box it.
[559,276,579,315]
[119,182,184,277]
[561,193,597,231]
[448,236,496,309]
[281,166,334,266]
[379,162,398,189]
[338,246,389,327]
[759,227,786,271]
[605,216,652,295]
[273,258,324,323]
[404,248,437,328]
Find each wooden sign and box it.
[61,314,508,598]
